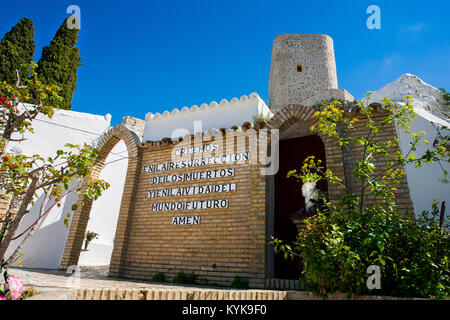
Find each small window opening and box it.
[297,65,303,72]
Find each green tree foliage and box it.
[37,17,80,110]
[271,94,450,299]
[0,18,35,85]
[439,88,450,104]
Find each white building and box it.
[4,108,131,269]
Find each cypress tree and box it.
[37,17,80,110]
[0,17,35,85]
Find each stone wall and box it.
[270,34,335,112]
[122,116,145,140]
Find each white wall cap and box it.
[143,93,272,141]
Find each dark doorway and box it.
[274,135,328,279]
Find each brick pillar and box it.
[108,151,142,277]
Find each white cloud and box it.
[397,22,428,43]
[401,22,427,33]
[382,54,401,66]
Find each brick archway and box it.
[267,104,346,204]
[59,125,141,276]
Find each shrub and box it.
[151,272,166,283]
[439,88,450,103]
[273,199,449,298]
[271,94,450,299]
[172,272,198,285]
[231,276,249,289]
[251,112,272,123]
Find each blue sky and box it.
[2,0,450,125]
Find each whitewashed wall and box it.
[143,93,272,141]
[396,108,450,219]
[5,108,129,269]
[368,73,450,221]
[78,140,128,266]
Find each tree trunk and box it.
[0,174,39,266]
[3,191,50,268]
[1,121,14,157]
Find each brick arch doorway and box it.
[266,104,346,282]
[59,124,141,277]
[274,134,328,279]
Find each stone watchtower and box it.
[269,33,353,113]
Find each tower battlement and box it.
[269,33,353,113]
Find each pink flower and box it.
[0,295,8,300]
[7,276,24,300]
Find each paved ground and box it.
[6,267,423,300]
[8,267,292,300]
[8,266,226,292]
